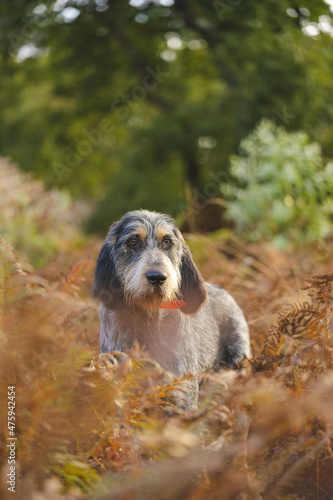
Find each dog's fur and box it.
[93,210,250,408]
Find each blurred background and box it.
[2,4,333,498]
[1,0,333,248]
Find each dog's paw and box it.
[83,352,131,379]
[221,350,248,370]
[97,351,130,369]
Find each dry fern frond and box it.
[277,301,322,339]
[0,234,22,274]
[263,273,333,367]
[263,325,282,360]
[61,259,91,294]
[303,274,333,304]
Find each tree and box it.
[0,0,332,232]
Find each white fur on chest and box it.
[99,305,205,376]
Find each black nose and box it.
[146,270,167,285]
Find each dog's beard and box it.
[135,288,165,317]
[120,257,180,311]
[125,279,178,308]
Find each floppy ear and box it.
[93,225,125,309]
[178,235,208,315]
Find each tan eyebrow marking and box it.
[155,226,172,241]
[133,226,147,240]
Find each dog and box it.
[93,210,250,409]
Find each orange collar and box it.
[135,300,185,310]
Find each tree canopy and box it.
[0,0,333,232]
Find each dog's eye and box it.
[162,238,172,249]
[128,237,139,247]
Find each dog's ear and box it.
[178,233,208,315]
[93,224,125,309]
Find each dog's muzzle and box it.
[145,270,167,285]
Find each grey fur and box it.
[93,210,250,409]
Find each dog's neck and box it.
[135,300,185,310]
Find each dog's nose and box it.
[146,270,167,285]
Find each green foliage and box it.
[1,1,333,231]
[52,458,99,493]
[222,119,333,245]
[0,158,88,268]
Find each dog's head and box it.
[93,210,208,314]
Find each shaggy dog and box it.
[93,210,250,408]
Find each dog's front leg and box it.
[99,306,130,354]
[167,378,199,411]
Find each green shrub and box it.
[222,119,333,246]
